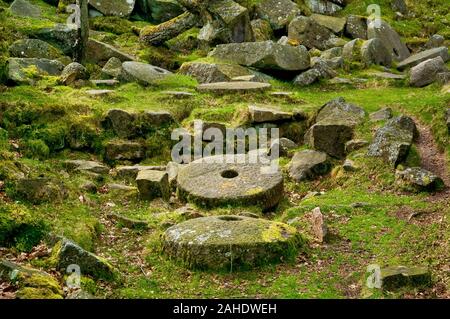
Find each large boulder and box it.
[147,0,184,23]
[288,150,330,181]
[9,0,40,18]
[367,116,417,167]
[89,0,136,17]
[33,24,78,55]
[409,56,448,87]
[136,170,170,200]
[310,14,346,34]
[9,39,62,60]
[345,15,367,40]
[293,58,337,86]
[254,0,301,31]
[104,140,145,162]
[6,58,65,85]
[397,47,449,71]
[118,61,172,85]
[64,160,110,175]
[360,38,392,67]
[250,19,273,42]
[248,105,293,123]
[15,178,68,204]
[396,167,444,191]
[288,16,337,51]
[342,38,364,62]
[208,40,310,71]
[103,109,137,138]
[86,39,134,65]
[380,265,431,291]
[101,57,123,78]
[305,0,343,15]
[315,97,365,125]
[59,62,89,85]
[367,19,410,62]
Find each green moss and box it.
[23,139,50,159]
[90,16,133,35]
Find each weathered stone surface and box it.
[255,0,301,30]
[436,71,450,85]
[345,15,367,40]
[305,121,354,158]
[104,140,145,162]
[15,178,68,204]
[114,165,166,181]
[397,47,449,70]
[86,39,134,65]
[140,12,197,46]
[380,265,431,290]
[177,155,283,210]
[64,160,109,175]
[6,58,64,85]
[293,58,337,86]
[118,61,172,85]
[396,167,444,190]
[59,62,89,85]
[166,161,183,190]
[209,41,310,71]
[103,109,137,138]
[101,57,123,78]
[370,108,393,122]
[311,14,346,34]
[10,0,40,18]
[89,0,136,17]
[54,238,115,280]
[163,215,302,270]
[179,62,264,84]
[345,139,368,153]
[107,212,148,229]
[320,47,342,60]
[425,34,445,50]
[342,38,364,62]
[410,56,447,87]
[140,110,174,127]
[247,20,271,43]
[369,72,406,80]
[270,138,297,156]
[367,19,410,62]
[34,24,78,55]
[196,81,271,93]
[305,0,343,15]
[9,39,62,60]
[361,38,392,67]
[136,170,170,200]
[86,89,113,96]
[316,97,365,125]
[249,105,293,123]
[147,0,184,23]
[367,116,417,167]
[288,150,330,181]
[288,16,337,51]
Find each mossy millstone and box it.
[163,215,303,270]
[177,155,283,210]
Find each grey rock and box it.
[64,160,109,175]
[361,38,392,67]
[10,0,40,18]
[115,165,166,181]
[255,0,301,30]
[89,0,136,17]
[288,150,330,181]
[345,139,368,153]
[345,15,367,40]
[166,161,183,190]
[425,34,445,50]
[59,62,89,85]
[288,16,337,51]
[101,57,123,78]
[6,58,64,85]
[250,19,273,42]
[147,0,184,24]
[270,137,297,156]
[436,72,450,85]
[410,56,448,87]
[86,39,134,65]
[343,159,357,172]
[104,140,145,162]
[104,109,137,138]
[396,167,444,190]
[310,13,346,34]
[391,0,408,15]
[293,69,322,86]
[196,81,271,93]
[305,0,343,15]
[136,170,170,200]
[34,24,78,55]
[316,97,365,125]
[380,265,431,290]
[367,19,410,62]
[9,39,62,59]
[248,105,293,123]
[140,111,174,127]
[119,61,172,85]
[320,47,343,60]
[15,178,68,204]
[397,47,449,71]
[342,38,364,62]
[370,108,393,122]
[107,212,148,229]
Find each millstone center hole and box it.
[221,169,239,179]
[218,216,242,221]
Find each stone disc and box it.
[176,155,283,210]
[196,81,271,93]
[163,215,302,270]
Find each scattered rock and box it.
[136,170,170,200]
[305,0,343,15]
[33,24,78,55]
[162,215,302,270]
[140,110,174,127]
[288,16,337,51]
[288,150,330,181]
[380,265,431,291]
[367,116,417,167]
[361,38,392,67]
[369,72,406,80]
[309,207,328,243]
[89,0,136,17]
[15,178,67,204]
[64,160,109,175]
[91,79,120,87]
[294,58,337,86]
[410,56,448,87]
[315,97,365,125]
[396,167,444,191]
[118,61,172,85]
[104,140,145,162]
[107,212,148,229]
[103,109,137,138]
[397,47,449,71]
[345,15,367,40]
[86,39,134,65]
[370,108,393,122]
[345,139,368,153]
[10,0,40,18]
[270,137,297,156]
[6,58,64,85]
[342,38,364,62]
[311,14,346,34]
[177,155,284,210]
[166,161,183,190]
[248,105,293,123]
[59,62,89,85]
[425,34,445,50]
[255,0,301,30]
[250,19,273,42]
[101,57,123,78]
[209,40,310,71]
[320,47,342,60]
[9,39,62,59]
[343,159,357,172]
[196,81,271,93]
[367,19,410,62]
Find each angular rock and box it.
[33,24,78,55]
[64,160,109,175]
[320,47,342,60]
[177,155,284,210]
[410,56,447,87]
[59,62,89,85]
[114,165,166,181]
[345,15,367,40]
[342,38,364,62]
[163,215,301,270]
[288,16,337,51]
[380,266,431,290]
[166,161,183,190]
[396,167,444,190]
[367,19,410,62]
[101,57,123,78]
[104,140,145,162]
[196,81,271,93]
[270,137,297,156]
[311,14,346,34]
[305,122,353,159]
[140,110,174,127]
[15,178,67,204]
[305,0,343,15]
[397,47,449,71]
[118,61,172,85]
[345,139,368,153]
[148,0,184,23]
[309,207,328,243]
[370,72,406,80]
[367,116,417,167]
[136,170,170,200]
[370,108,393,122]
[86,39,134,65]
[361,38,392,67]
[249,105,293,123]
[107,212,148,229]
[255,0,301,30]
[209,40,310,71]
[103,109,137,138]
[53,238,115,280]
[288,150,330,181]
[425,34,445,50]
[316,97,365,125]
[9,39,62,60]
[294,58,337,86]
[89,0,136,17]
[250,19,273,42]
[6,58,64,85]
[10,0,40,18]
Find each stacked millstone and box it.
[162,215,303,270]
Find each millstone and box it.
[162,215,302,270]
[177,155,283,210]
[196,81,271,93]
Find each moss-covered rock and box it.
[163,215,304,270]
[380,265,432,291]
[6,57,64,85]
[9,39,63,59]
[14,177,68,204]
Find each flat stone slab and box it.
[196,81,271,93]
[86,89,114,96]
[397,47,449,70]
[177,155,283,210]
[163,215,301,270]
[91,79,120,87]
[161,91,195,98]
[369,72,406,80]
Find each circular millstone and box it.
[196,81,271,93]
[177,155,283,210]
[163,215,302,270]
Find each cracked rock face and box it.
[163,215,302,270]
[89,0,136,18]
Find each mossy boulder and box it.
[89,0,136,17]
[86,39,134,65]
[6,58,65,85]
[147,0,184,24]
[345,15,367,40]
[310,13,346,34]
[342,38,364,63]
[33,24,78,55]
[118,61,172,85]
[14,177,68,204]
[361,38,392,68]
[9,0,41,18]
[395,167,445,191]
[163,215,303,270]
[288,149,330,182]
[250,19,273,42]
[104,140,145,162]
[288,16,337,51]
[380,265,432,291]
[136,169,170,200]
[9,39,63,60]
[367,19,410,62]
[59,62,89,86]
[254,0,301,31]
